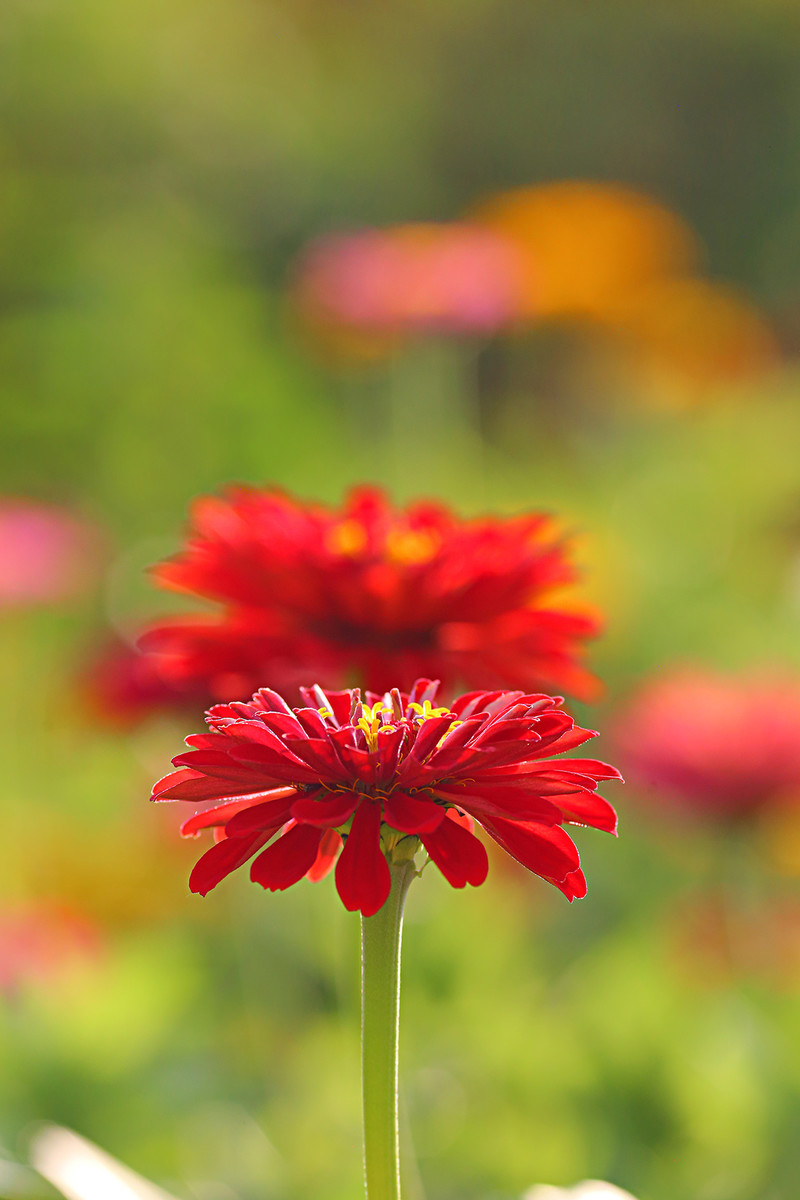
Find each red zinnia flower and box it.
[152,679,620,916]
[137,486,600,710]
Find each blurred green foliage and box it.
[2,2,800,1199]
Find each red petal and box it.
[420,812,488,888]
[224,794,298,836]
[307,828,343,882]
[170,750,269,782]
[250,824,324,891]
[407,679,441,707]
[189,830,273,896]
[382,790,445,834]
[290,790,358,827]
[556,868,587,901]
[180,796,280,837]
[555,791,618,833]
[558,757,623,781]
[434,783,562,824]
[153,768,268,803]
[184,733,230,750]
[294,707,331,738]
[153,767,201,799]
[446,808,475,833]
[335,803,390,917]
[528,727,597,756]
[298,685,352,726]
[282,737,352,782]
[408,716,458,762]
[226,741,320,784]
[480,816,581,884]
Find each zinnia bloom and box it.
[152,678,620,916]
[138,485,600,708]
[472,180,698,324]
[614,667,800,821]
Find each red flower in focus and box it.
[152,679,620,916]
[614,667,800,821]
[137,486,601,710]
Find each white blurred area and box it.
[29,1126,180,1200]
[524,1183,638,1200]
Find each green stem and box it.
[361,860,416,1200]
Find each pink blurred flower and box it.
[0,902,102,995]
[292,221,523,339]
[0,499,99,608]
[614,667,800,821]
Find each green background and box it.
[2,2,800,1198]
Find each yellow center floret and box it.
[407,700,452,721]
[358,701,397,750]
[385,526,440,565]
[327,519,368,557]
[356,699,457,751]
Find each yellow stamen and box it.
[327,519,368,557]
[357,701,397,751]
[407,700,452,721]
[385,526,440,564]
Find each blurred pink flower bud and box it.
[0,902,102,996]
[613,666,800,822]
[292,221,523,340]
[0,499,100,608]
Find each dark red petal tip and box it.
[335,803,391,917]
[250,824,324,892]
[421,813,489,889]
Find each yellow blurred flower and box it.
[609,277,777,404]
[472,180,700,322]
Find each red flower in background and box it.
[134,486,600,713]
[614,667,800,821]
[152,679,620,916]
[80,638,207,725]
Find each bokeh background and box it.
[3,2,800,1198]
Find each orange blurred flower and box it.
[472,180,699,323]
[0,902,102,996]
[291,180,777,398]
[609,277,777,401]
[671,891,800,989]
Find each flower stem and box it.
[361,860,416,1200]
